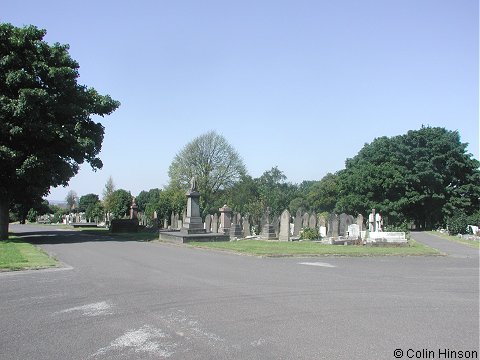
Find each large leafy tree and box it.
[168,131,246,213]
[0,24,120,239]
[109,189,132,219]
[336,127,480,229]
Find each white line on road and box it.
[57,301,113,316]
[298,262,336,268]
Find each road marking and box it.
[90,325,177,358]
[57,301,113,316]
[299,262,336,268]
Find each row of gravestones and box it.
[169,209,365,240]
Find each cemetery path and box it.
[0,225,478,360]
[410,231,479,258]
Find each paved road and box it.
[0,225,478,360]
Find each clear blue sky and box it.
[2,0,478,202]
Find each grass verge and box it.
[187,239,440,257]
[427,231,480,249]
[0,236,58,271]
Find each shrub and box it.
[447,213,468,235]
[300,227,320,240]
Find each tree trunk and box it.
[0,198,9,240]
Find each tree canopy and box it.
[0,23,120,239]
[168,131,246,213]
[335,126,480,229]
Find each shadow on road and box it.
[8,225,143,245]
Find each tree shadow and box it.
[7,225,154,245]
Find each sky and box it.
[2,0,478,202]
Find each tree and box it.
[65,190,78,211]
[78,193,100,212]
[102,176,116,217]
[306,173,340,213]
[168,131,246,213]
[136,188,161,213]
[0,24,120,239]
[336,127,480,229]
[109,189,132,219]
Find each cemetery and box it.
[158,177,408,247]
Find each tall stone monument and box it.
[181,177,206,234]
[279,209,291,241]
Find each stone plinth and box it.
[159,230,228,244]
[182,189,206,234]
[218,205,232,235]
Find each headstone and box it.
[273,216,280,237]
[375,213,383,231]
[339,213,348,236]
[243,216,251,237]
[163,218,168,229]
[302,212,309,229]
[293,209,302,236]
[181,177,207,234]
[279,209,291,241]
[130,197,138,220]
[308,213,317,229]
[369,209,376,232]
[205,215,212,233]
[348,224,360,239]
[327,214,339,238]
[229,213,244,239]
[260,207,278,240]
[174,213,179,229]
[319,226,327,237]
[218,205,232,235]
[318,214,326,228]
[356,214,364,232]
[212,213,219,233]
[346,215,354,229]
[170,212,175,229]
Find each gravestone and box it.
[293,209,302,236]
[273,216,280,237]
[205,215,212,233]
[219,205,232,235]
[260,207,278,240]
[339,213,348,236]
[170,212,175,229]
[229,212,243,239]
[348,224,360,239]
[174,213,179,229]
[302,212,309,229]
[163,218,168,229]
[356,214,364,232]
[308,213,317,229]
[318,214,326,227]
[130,198,138,220]
[243,216,251,237]
[279,209,291,241]
[369,209,376,232]
[327,214,339,238]
[346,215,354,229]
[212,213,219,233]
[181,177,206,234]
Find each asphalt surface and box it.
[0,225,478,360]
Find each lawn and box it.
[0,236,58,271]
[428,231,480,249]
[187,239,441,257]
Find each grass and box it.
[428,231,480,249]
[0,236,58,271]
[187,239,441,257]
